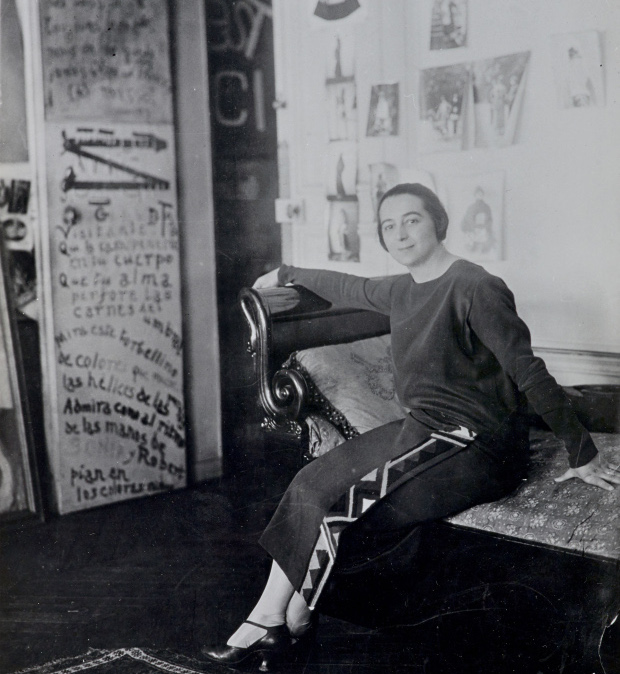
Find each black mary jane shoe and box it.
[200,620,291,672]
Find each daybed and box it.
[240,284,620,673]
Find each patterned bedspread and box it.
[446,430,620,560]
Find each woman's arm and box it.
[468,274,618,489]
[254,264,395,315]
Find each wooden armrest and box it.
[239,285,390,425]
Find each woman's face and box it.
[379,194,441,269]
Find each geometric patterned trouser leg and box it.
[300,427,476,609]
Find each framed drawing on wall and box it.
[0,235,41,525]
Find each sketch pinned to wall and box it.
[366,84,399,137]
[0,166,36,252]
[551,31,605,109]
[326,141,357,197]
[472,52,530,148]
[419,64,469,153]
[309,0,367,29]
[327,199,360,262]
[369,163,398,218]
[327,80,357,140]
[430,0,468,50]
[326,31,355,81]
[446,171,504,262]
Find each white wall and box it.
[274,0,620,377]
[406,0,620,355]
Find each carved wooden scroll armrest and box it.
[239,287,309,424]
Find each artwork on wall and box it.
[419,64,469,153]
[309,0,367,28]
[430,0,468,50]
[327,80,358,140]
[369,162,398,218]
[326,31,355,80]
[40,0,173,123]
[551,31,605,109]
[366,83,399,137]
[445,171,504,262]
[471,52,530,148]
[326,141,357,197]
[0,234,41,524]
[0,165,36,253]
[327,199,360,262]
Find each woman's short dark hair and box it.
[377,183,449,250]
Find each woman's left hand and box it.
[555,454,620,491]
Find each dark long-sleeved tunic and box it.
[279,260,597,468]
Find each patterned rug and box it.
[10,649,231,674]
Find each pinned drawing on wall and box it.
[309,0,367,28]
[327,199,360,262]
[326,141,357,197]
[0,166,36,253]
[326,31,355,81]
[419,64,469,153]
[430,0,467,50]
[471,52,530,148]
[327,80,357,140]
[366,84,399,137]
[445,171,504,262]
[551,31,604,109]
[369,163,398,218]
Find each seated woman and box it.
[201,183,619,671]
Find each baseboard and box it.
[533,347,620,386]
[191,455,222,483]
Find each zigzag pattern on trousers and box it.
[300,429,476,608]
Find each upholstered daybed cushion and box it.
[287,336,620,561]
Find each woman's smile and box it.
[379,193,441,270]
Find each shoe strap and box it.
[244,619,282,631]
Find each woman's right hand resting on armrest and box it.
[253,267,281,289]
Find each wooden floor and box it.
[1,437,618,674]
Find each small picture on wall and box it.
[326,141,357,197]
[366,84,399,137]
[327,199,360,262]
[0,167,36,252]
[551,31,605,109]
[445,171,504,262]
[327,80,358,140]
[419,64,469,153]
[369,162,398,218]
[430,0,468,50]
[472,52,530,148]
[326,31,355,81]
